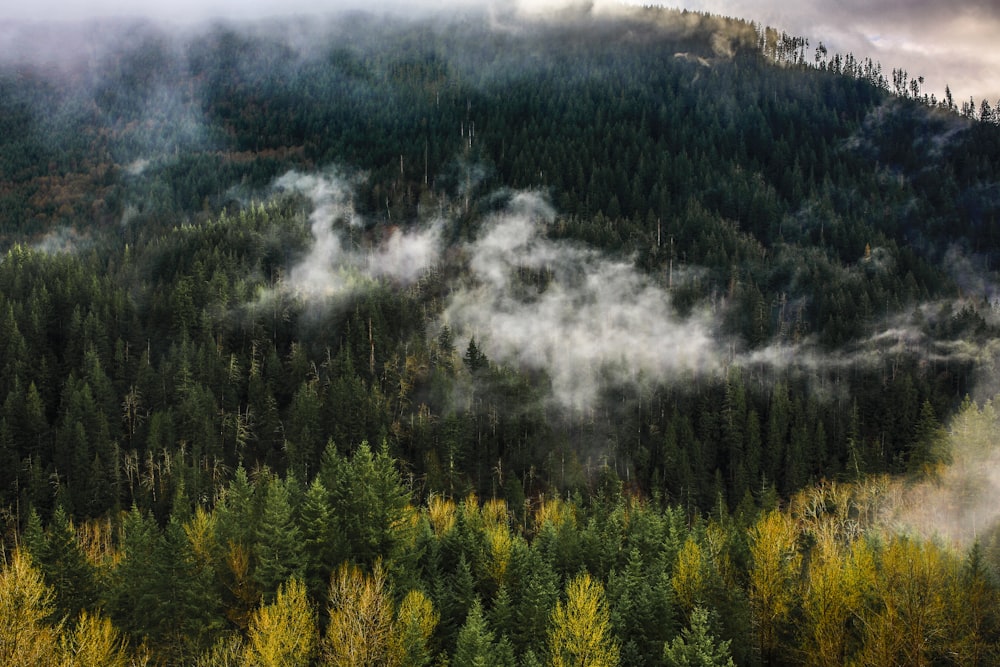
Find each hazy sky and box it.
[676,0,1000,106]
[0,0,998,103]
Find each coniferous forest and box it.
[3,4,1000,665]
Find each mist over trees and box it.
[2,4,1000,665]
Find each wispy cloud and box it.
[30,226,92,254]
[269,169,443,302]
[444,191,723,411]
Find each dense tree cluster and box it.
[8,460,1000,665]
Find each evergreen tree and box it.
[663,606,736,667]
[253,475,305,600]
[453,598,496,667]
[299,477,342,601]
[438,552,478,652]
[607,548,677,667]
[909,399,949,474]
[509,542,559,656]
[28,506,97,623]
[323,441,411,567]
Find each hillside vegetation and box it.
[2,5,1000,665]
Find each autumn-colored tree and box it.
[485,520,515,589]
[854,536,950,667]
[58,611,132,667]
[389,589,439,667]
[943,543,998,666]
[672,537,707,615]
[798,531,868,667]
[747,509,801,663]
[0,550,60,666]
[195,634,245,667]
[323,561,394,666]
[244,578,317,667]
[548,572,619,667]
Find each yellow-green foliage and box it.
[245,578,317,667]
[672,536,708,614]
[427,494,457,536]
[534,496,576,533]
[0,550,144,667]
[0,550,60,667]
[389,589,439,667]
[59,611,132,667]
[748,509,802,661]
[324,562,393,667]
[548,573,619,667]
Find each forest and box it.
[2,3,1000,665]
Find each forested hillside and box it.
[2,4,1000,665]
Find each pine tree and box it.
[32,506,97,623]
[438,552,477,651]
[607,548,677,666]
[909,400,948,474]
[286,379,324,480]
[299,477,342,602]
[324,441,412,567]
[509,543,559,655]
[453,598,496,667]
[253,476,305,600]
[662,606,735,667]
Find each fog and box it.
[883,395,1000,546]
[270,169,444,302]
[2,0,997,102]
[443,191,721,411]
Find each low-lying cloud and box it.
[443,191,722,411]
[884,397,1000,546]
[269,174,1000,414]
[272,169,443,302]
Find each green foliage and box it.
[253,475,305,600]
[21,506,97,623]
[607,548,677,667]
[452,598,496,667]
[318,441,412,568]
[663,606,736,667]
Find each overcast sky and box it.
[677,0,1000,106]
[0,0,998,104]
